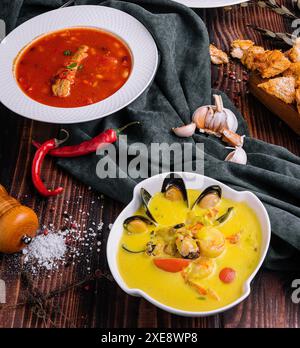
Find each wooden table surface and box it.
[0,2,300,328]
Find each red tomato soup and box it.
[15,27,132,108]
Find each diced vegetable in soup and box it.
[15,28,132,107]
[118,188,262,312]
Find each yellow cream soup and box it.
[118,189,261,312]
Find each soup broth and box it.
[15,27,132,108]
[118,189,261,312]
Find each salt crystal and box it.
[23,233,67,271]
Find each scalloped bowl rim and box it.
[107,172,271,317]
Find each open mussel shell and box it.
[140,188,157,223]
[216,207,234,224]
[161,174,189,207]
[191,185,222,209]
[123,215,155,234]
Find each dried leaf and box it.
[251,0,298,19]
[257,1,267,7]
[291,0,300,10]
[247,24,295,46]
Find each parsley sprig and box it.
[63,50,72,56]
[66,62,77,69]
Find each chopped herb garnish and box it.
[66,62,77,69]
[63,50,72,56]
[198,297,206,300]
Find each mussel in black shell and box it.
[161,174,189,207]
[140,188,157,223]
[123,215,155,234]
[216,207,234,224]
[192,185,222,209]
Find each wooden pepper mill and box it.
[0,185,38,253]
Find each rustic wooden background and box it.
[0,1,300,328]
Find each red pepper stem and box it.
[116,121,140,135]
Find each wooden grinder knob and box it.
[0,185,39,254]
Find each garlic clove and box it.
[192,106,209,129]
[213,94,238,133]
[224,108,238,133]
[211,111,226,133]
[225,147,247,165]
[204,107,215,129]
[202,129,222,137]
[172,122,196,137]
[221,128,244,147]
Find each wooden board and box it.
[0,1,300,328]
[249,72,300,135]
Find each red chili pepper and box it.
[32,121,140,158]
[32,130,69,197]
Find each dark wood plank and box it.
[206,2,300,327]
[0,1,299,328]
[222,270,300,328]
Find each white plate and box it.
[173,0,248,8]
[107,172,271,317]
[0,6,158,124]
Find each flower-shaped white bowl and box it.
[107,172,271,317]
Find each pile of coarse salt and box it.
[23,232,67,272]
[22,217,105,275]
[20,194,107,275]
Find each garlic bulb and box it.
[192,95,238,135]
[172,122,196,137]
[225,147,247,165]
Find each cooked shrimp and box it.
[196,227,225,258]
[182,257,215,282]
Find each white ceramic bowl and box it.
[0,5,158,124]
[107,172,271,317]
[173,0,248,8]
